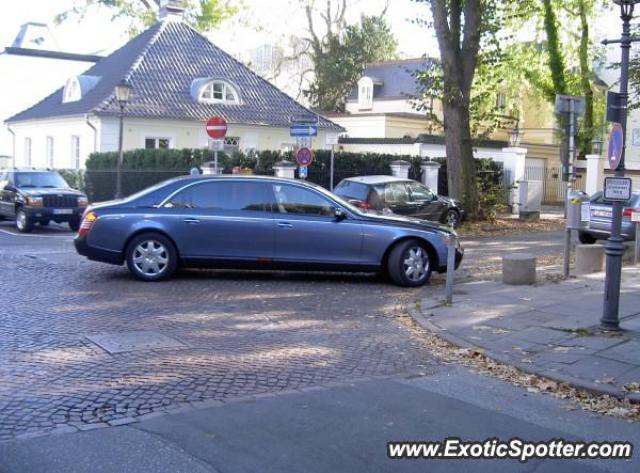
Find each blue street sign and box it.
[290,125,318,137]
[608,123,624,170]
[298,166,308,179]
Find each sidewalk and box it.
[411,267,640,401]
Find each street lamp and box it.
[601,0,640,331]
[509,122,521,147]
[592,136,603,156]
[114,79,132,199]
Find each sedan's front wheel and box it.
[387,239,432,287]
[125,233,177,281]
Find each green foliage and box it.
[305,15,398,111]
[56,0,239,35]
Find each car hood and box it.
[19,187,84,197]
[358,212,454,235]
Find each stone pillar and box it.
[273,160,296,179]
[501,147,528,214]
[390,160,411,179]
[421,160,441,193]
[585,154,605,196]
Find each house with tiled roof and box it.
[6,4,341,170]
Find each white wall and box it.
[0,52,95,159]
[345,97,416,115]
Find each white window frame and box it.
[144,137,173,149]
[24,137,32,166]
[63,77,81,103]
[71,135,81,169]
[46,136,54,168]
[198,80,240,105]
[358,77,373,110]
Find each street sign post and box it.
[298,166,308,179]
[326,133,339,191]
[206,117,227,174]
[290,125,318,137]
[632,211,640,266]
[608,123,624,170]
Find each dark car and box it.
[578,191,640,244]
[0,169,88,233]
[74,176,463,287]
[334,176,464,227]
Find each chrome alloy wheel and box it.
[16,212,27,231]
[446,211,459,227]
[132,240,169,276]
[403,246,429,282]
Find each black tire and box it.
[40,219,50,226]
[442,209,460,228]
[125,232,178,281]
[386,239,433,287]
[578,232,597,244]
[15,209,33,233]
[68,218,80,232]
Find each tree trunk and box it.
[442,101,478,217]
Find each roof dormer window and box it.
[63,77,81,103]
[196,80,240,105]
[358,76,374,110]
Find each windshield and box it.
[15,172,69,189]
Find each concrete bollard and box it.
[575,244,604,274]
[503,253,536,285]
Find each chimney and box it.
[159,0,185,20]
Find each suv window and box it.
[384,182,410,203]
[334,181,370,201]
[14,172,69,189]
[272,184,334,217]
[167,181,271,211]
[407,182,434,201]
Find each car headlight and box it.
[26,196,43,207]
[78,196,89,207]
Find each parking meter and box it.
[567,190,589,230]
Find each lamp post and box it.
[114,79,132,199]
[601,0,639,331]
[592,136,604,156]
[509,122,521,147]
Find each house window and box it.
[63,77,81,103]
[357,77,373,110]
[145,137,171,149]
[24,138,32,166]
[71,136,81,169]
[199,81,240,105]
[46,136,54,168]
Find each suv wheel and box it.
[68,218,80,232]
[125,233,177,281]
[442,209,460,228]
[16,209,33,233]
[387,239,432,287]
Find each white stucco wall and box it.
[345,98,416,115]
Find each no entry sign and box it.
[206,117,227,139]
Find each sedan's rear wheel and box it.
[387,239,432,287]
[125,233,177,281]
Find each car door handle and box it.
[278,222,293,228]
[184,218,201,224]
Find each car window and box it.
[334,181,370,201]
[167,181,272,211]
[407,182,434,201]
[384,182,410,203]
[14,172,69,188]
[272,184,334,217]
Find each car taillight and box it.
[78,211,97,237]
[355,200,372,210]
[623,208,634,218]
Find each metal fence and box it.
[525,166,585,204]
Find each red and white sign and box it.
[206,117,227,139]
[296,147,313,167]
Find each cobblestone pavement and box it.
[0,222,439,441]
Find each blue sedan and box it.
[74,176,463,286]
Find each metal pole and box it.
[115,105,124,199]
[330,144,335,191]
[563,100,575,278]
[214,150,218,175]
[445,234,456,304]
[634,221,640,265]
[602,2,633,331]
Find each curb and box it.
[407,306,639,404]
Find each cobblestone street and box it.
[0,223,438,441]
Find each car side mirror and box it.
[334,207,347,221]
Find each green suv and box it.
[0,169,88,233]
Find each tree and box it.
[56,0,239,35]
[414,0,504,219]
[304,15,398,111]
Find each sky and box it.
[0,0,628,83]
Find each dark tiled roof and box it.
[346,58,434,101]
[8,20,341,130]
